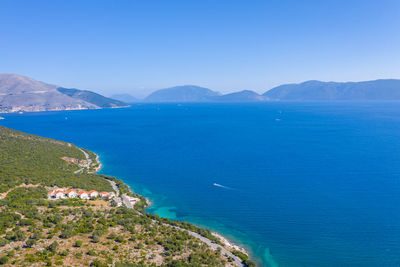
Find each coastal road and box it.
[176,226,245,267]
[107,179,124,206]
[74,148,92,174]
[105,179,245,267]
[108,180,120,196]
[121,194,134,209]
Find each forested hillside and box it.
[0,127,112,193]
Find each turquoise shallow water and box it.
[2,102,400,266]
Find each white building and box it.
[111,198,122,207]
[126,195,140,205]
[78,191,89,200]
[100,192,111,198]
[88,190,99,198]
[54,191,66,199]
[65,189,77,198]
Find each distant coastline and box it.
[0,105,130,114]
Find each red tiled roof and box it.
[65,189,77,194]
[54,191,65,195]
[77,191,88,195]
[88,190,98,194]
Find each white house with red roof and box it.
[78,191,89,200]
[100,192,111,198]
[65,189,77,198]
[50,188,113,201]
[54,190,66,199]
[88,190,99,198]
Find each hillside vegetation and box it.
[0,127,112,193]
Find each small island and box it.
[0,126,255,266]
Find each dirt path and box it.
[0,184,40,199]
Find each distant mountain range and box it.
[143,79,400,102]
[57,88,128,108]
[215,90,265,102]
[263,79,400,101]
[2,75,400,113]
[145,85,220,102]
[110,93,140,103]
[144,86,266,102]
[0,74,129,113]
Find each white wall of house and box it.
[79,193,89,199]
[55,193,65,199]
[89,192,99,198]
[68,191,77,198]
[52,190,113,200]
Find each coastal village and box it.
[51,189,113,199]
[54,147,141,208]
[49,187,140,208]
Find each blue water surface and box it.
[1,103,400,266]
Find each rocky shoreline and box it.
[91,150,253,266]
[212,232,248,254]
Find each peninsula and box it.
[0,74,129,113]
[0,126,255,266]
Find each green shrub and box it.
[232,250,248,261]
[0,238,8,247]
[0,256,8,265]
[48,241,58,252]
[115,235,124,243]
[59,250,69,256]
[25,239,36,248]
[87,250,96,256]
[244,259,257,267]
[90,259,107,267]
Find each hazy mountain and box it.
[215,90,266,102]
[263,79,400,101]
[145,85,220,102]
[0,74,128,113]
[110,93,139,103]
[57,88,127,108]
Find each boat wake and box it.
[213,183,234,190]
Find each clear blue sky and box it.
[1,0,399,96]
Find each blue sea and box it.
[1,103,400,267]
